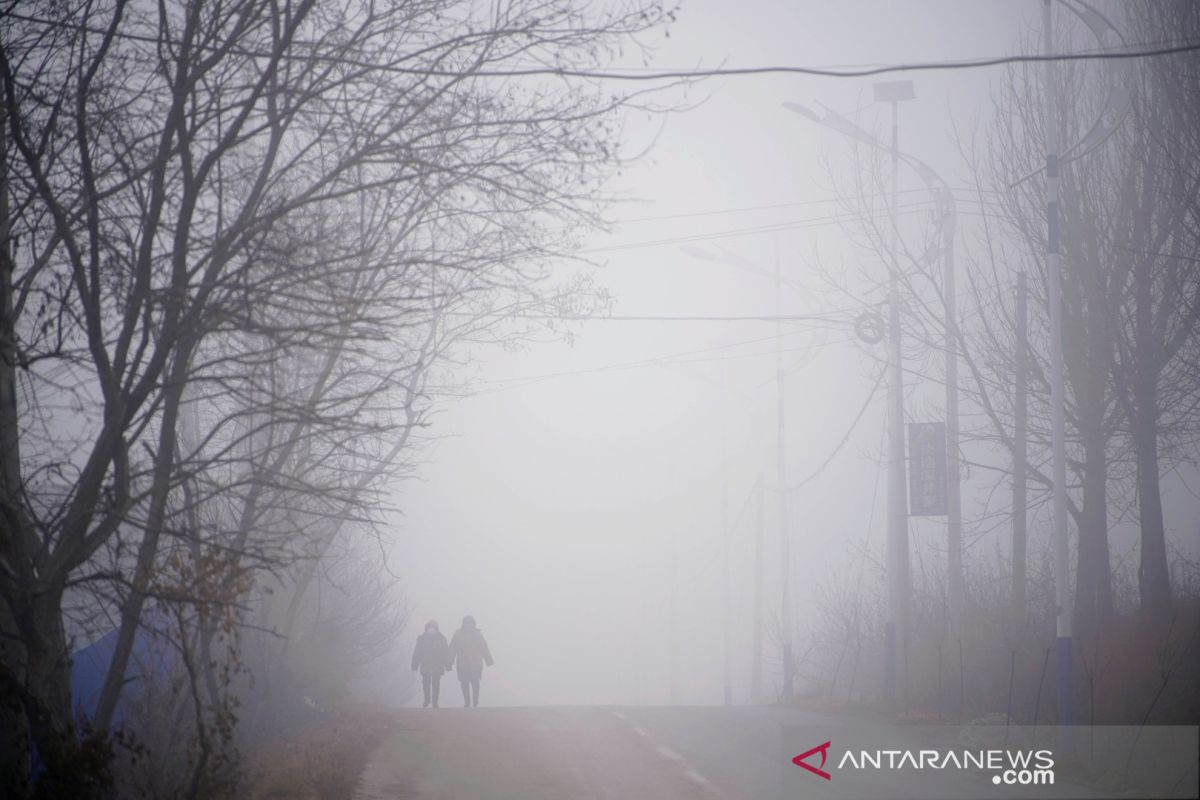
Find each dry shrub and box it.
[802,541,1200,725]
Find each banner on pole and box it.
[908,421,947,516]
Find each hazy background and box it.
[386,0,1200,708]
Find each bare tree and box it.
[972,4,1200,629]
[0,0,676,792]
[1107,2,1200,622]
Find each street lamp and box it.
[785,84,930,709]
[786,0,1128,725]
[681,243,794,702]
[879,80,915,713]
[1039,0,1128,728]
[784,96,965,647]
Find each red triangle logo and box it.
[792,740,832,780]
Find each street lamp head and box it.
[873,80,915,103]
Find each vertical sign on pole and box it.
[908,421,947,517]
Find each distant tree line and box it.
[801,1,1200,724]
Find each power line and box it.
[578,200,949,254]
[501,36,1200,73]
[457,311,855,323]
[573,196,1018,254]
[462,43,1200,80]
[7,11,1199,82]
[788,366,886,494]
[475,329,844,389]
[599,186,1008,228]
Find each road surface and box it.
[352,705,1134,800]
[354,705,810,800]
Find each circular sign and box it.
[855,311,885,344]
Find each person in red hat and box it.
[411,619,450,707]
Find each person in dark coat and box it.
[448,615,493,707]
[411,619,450,707]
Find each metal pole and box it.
[886,99,911,710]
[1043,0,1073,725]
[1013,271,1028,628]
[752,474,765,703]
[721,358,732,706]
[776,240,794,701]
[943,194,963,636]
[670,526,679,705]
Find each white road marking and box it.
[607,709,726,799]
[657,744,683,762]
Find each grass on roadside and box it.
[244,705,396,800]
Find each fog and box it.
[5,0,1200,796]
[386,0,1200,709]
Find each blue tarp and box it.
[69,613,177,727]
[29,614,177,780]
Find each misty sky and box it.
[385,0,1200,708]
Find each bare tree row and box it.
[0,0,676,795]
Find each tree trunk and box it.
[0,598,32,797]
[0,76,31,792]
[2,587,77,795]
[1133,397,1172,621]
[1129,222,1173,621]
[1074,427,1113,635]
[93,333,195,734]
[24,588,72,736]
[0,86,65,792]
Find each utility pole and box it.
[678,242,790,702]
[943,191,963,635]
[752,474,765,704]
[670,526,679,705]
[876,81,914,710]
[776,240,794,701]
[1043,0,1072,726]
[721,357,732,706]
[1012,271,1028,628]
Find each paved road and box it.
[353,705,873,800]
[354,706,732,800]
[352,705,1132,800]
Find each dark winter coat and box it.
[448,628,493,681]
[411,630,450,676]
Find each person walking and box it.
[448,615,493,707]
[411,619,450,708]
